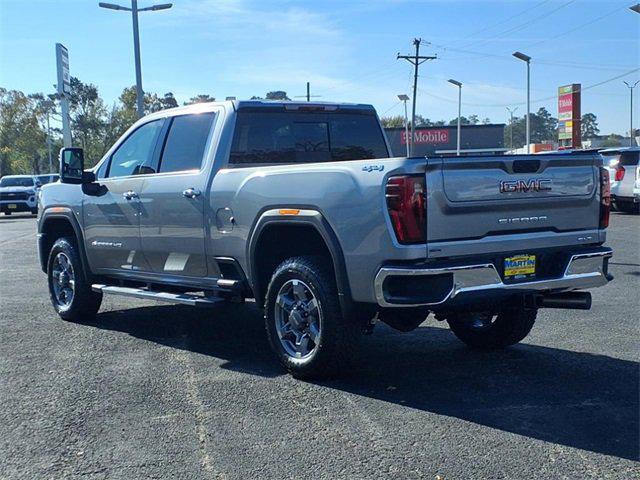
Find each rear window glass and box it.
[0,177,34,187]
[603,152,639,167]
[159,113,215,173]
[230,111,389,165]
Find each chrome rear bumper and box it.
[374,250,612,308]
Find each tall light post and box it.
[448,79,462,155]
[624,81,639,146]
[398,94,411,157]
[506,106,518,150]
[99,1,172,118]
[513,51,531,153]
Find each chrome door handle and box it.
[123,190,138,200]
[182,188,201,198]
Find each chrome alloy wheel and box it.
[274,279,322,359]
[51,252,75,308]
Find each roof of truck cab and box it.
[600,146,640,153]
[143,100,377,119]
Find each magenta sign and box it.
[401,129,450,145]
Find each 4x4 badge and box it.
[362,164,384,172]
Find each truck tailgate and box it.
[425,154,603,258]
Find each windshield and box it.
[0,177,34,187]
[37,175,59,184]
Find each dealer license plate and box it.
[504,254,536,279]
[8,204,17,209]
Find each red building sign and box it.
[401,129,450,145]
[558,84,581,148]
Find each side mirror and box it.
[59,147,87,184]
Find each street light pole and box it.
[131,0,144,118]
[506,106,518,150]
[513,51,531,153]
[398,94,410,157]
[624,80,639,146]
[448,79,462,156]
[98,1,172,118]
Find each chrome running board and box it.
[92,284,224,307]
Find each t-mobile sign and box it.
[401,129,450,145]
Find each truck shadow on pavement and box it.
[93,302,639,461]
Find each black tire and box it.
[616,202,639,214]
[4,212,11,216]
[47,237,102,322]
[264,256,360,379]
[447,307,537,349]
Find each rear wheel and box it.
[447,307,537,349]
[264,256,360,379]
[47,237,102,322]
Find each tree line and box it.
[0,77,295,176]
[0,78,620,176]
[380,107,604,149]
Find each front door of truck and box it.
[83,119,165,273]
[138,112,217,278]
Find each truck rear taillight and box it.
[614,165,625,182]
[385,175,426,244]
[599,167,611,229]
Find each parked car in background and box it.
[36,173,60,185]
[0,175,39,215]
[601,147,640,214]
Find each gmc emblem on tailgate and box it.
[500,179,552,193]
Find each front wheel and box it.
[264,256,360,379]
[47,237,102,322]
[447,307,537,349]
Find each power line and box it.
[457,0,577,50]
[449,0,552,48]
[523,4,626,49]
[417,67,640,109]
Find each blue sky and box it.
[1,0,638,134]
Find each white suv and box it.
[0,175,39,215]
[602,147,640,214]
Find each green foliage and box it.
[380,115,405,128]
[504,107,558,148]
[184,94,215,105]
[600,134,624,148]
[265,91,290,100]
[0,88,50,176]
[581,113,600,138]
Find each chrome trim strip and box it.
[374,250,612,308]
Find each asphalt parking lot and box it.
[1,212,638,479]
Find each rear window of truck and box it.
[229,111,389,165]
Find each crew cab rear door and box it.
[425,153,601,258]
[138,111,218,277]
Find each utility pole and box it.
[623,80,639,146]
[294,82,322,102]
[397,39,436,156]
[506,106,518,150]
[99,1,173,118]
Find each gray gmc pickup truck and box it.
[37,100,613,378]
